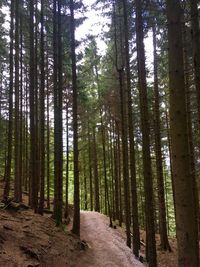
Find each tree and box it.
[152,22,171,251]
[29,0,38,211]
[189,0,200,236]
[38,0,45,215]
[112,0,131,248]
[3,0,14,200]
[53,0,63,226]
[14,0,22,202]
[70,0,80,236]
[92,126,100,212]
[135,0,157,265]
[166,0,199,265]
[122,0,140,256]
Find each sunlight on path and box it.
[74,211,144,267]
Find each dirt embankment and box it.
[0,207,83,267]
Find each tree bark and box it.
[53,0,63,226]
[122,0,140,255]
[70,0,80,236]
[93,126,100,212]
[166,1,199,265]
[4,0,14,200]
[29,0,38,211]
[152,23,171,251]
[14,0,22,203]
[38,0,45,215]
[135,0,157,265]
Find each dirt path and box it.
[74,211,144,267]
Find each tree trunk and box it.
[46,50,50,210]
[53,0,63,226]
[29,0,37,211]
[34,1,39,206]
[38,0,45,215]
[122,0,140,255]
[65,103,69,218]
[166,1,199,265]
[93,126,100,212]
[190,0,200,239]
[113,126,119,221]
[88,124,93,211]
[70,0,80,236]
[14,0,22,203]
[4,0,14,200]
[152,23,171,251]
[135,0,157,265]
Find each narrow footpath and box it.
[74,211,144,267]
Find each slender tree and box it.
[70,0,80,236]
[14,0,22,202]
[38,0,45,215]
[152,23,171,251]
[93,126,100,212]
[53,0,63,226]
[3,0,14,200]
[135,0,157,265]
[122,0,140,256]
[65,101,69,218]
[29,0,38,211]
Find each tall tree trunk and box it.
[29,0,37,211]
[166,1,199,265]
[65,103,69,218]
[183,21,200,241]
[38,0,45,215]
[92,126,100,212]
[113,124,119,221]
[19,13,24,191]
[88,124,93,211]
[83,155,87,210]
[113,0,131,246]
[122,0,140,255]
[101,123,113,227]
[116,122,123,227]
[46,50,50,210]
[152,23,171,251]
[34,1,39,205]
[135,0,157,265]
[14,0,22,202]
[109,125,115,221]
[70,0,80,236]
[24,69,29,193]
[190,0,200,239]
[53,0,63,226]
[4,0,14,200]
[165,111,176,212]
[118,68,131,247]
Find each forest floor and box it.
[76,211,179,267]
[0,180,180,267]
[0,207,145,267]
[73,211,144,267]
[0,207,179,267]
[0,207,81,267]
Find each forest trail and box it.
[74,211,144,267]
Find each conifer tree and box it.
[167,0,199,265]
